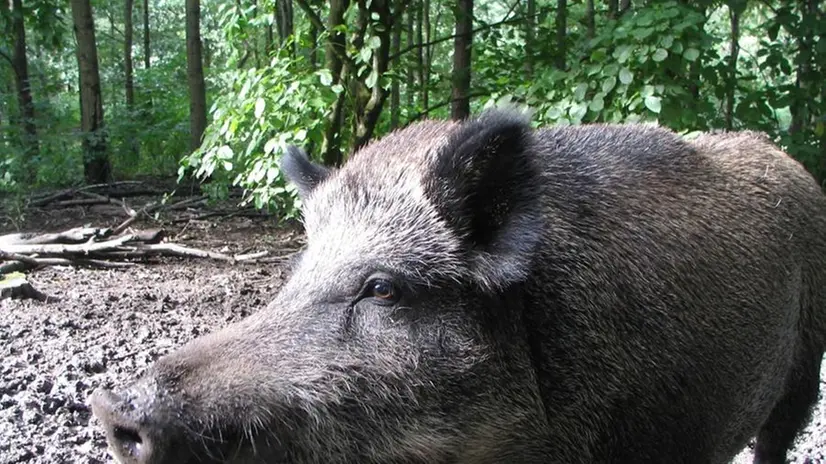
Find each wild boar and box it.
[90,107,826,464]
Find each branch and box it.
[0,234,134,255]
[294,0,358,72]
[388,11,532,62]
[406,91,490,123]
[0,47,12,66]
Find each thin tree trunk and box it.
[70,0,111,184]
[9,0,39,181]
[586,0,595,38]
[619,0,631,15]
[724,0,744,130]
[390,0,403,128]
[185,0,207,153]
[608,0,618,19]
[555,0,567,70]
[416,1,425,108]
[125,0,138,157]
[423,0,430,110]
[406,3,415,109]
[451,0,473,120]
[143,0,150,68]
[277,0,295,56]
[321,0,351,166]
[353,0,393,149]
[524,0,535,76]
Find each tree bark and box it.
[321,0,351,166]
[143,0,150,68]
[390,0,403,128]
[9,0,39,180]
[451,0,473,120]
[586,0,595,38]
[416,0,425,108]
[524,0,535,76]
[619,0,631,15]
[185,0,207,153]
[125,0,138,157]
[277,0,295,56]
[353,0,393,150]
[70,0,111,184]
[608,0,618,19]
[724,0,744,130]
[423,0,430,110]
[406,3,415,108]
[555,0,567,70]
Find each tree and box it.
[555,0,567,70]
[70,0,111,184]
[451,0,473,120]
[3,0,39,181]
[724,0,746,130]
[186,0,207,153]
[143,0,150,69]
[125,0,138,156]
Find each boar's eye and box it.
[361,276,401,305]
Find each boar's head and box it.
[90,108,552,464]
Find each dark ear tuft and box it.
[425,107,544,291]
[280,145,332,200]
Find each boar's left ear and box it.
[426,108,544,292]
[280,145,332,200]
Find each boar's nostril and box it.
[112,424,145,459]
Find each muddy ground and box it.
[1,191,825,463]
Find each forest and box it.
[1,0,825,217]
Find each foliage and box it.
[0,0,824,209]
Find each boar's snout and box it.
[90,382,192,464]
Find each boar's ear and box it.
[426,108,544,291]
[280,145,332,200]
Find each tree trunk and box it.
[390,0,403,128]
[619,0,631,15]
[406,3,415,109]
[277,0,295,56]
[186,0,207,153]
[586,0,595,38]
[70,0,111,184]
[423,0,430,110]
[608,0,618,19]
[451,0,473,120]
[125,0,138,157]
[353,0,394,150]
[524,0,536,76]
[143,0,150,68]
[321,0,351,166]
[415,1,425,108]
[555,0,567,70]
[9,0,39,181]
[724,0,744,131]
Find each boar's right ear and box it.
[426,108,544,292]
[280,145,332,200]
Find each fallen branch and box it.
[0,227,110,246]
[0,257,135,274]
[112,195,206,234]
[29,181,145,207]
[0,234,134,255]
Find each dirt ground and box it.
[0,193,825,463]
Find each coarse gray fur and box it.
[90,107,826,464]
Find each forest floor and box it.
[0,183,824,464]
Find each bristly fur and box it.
[92,105,826,464]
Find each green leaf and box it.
[264,137,278,154]
[359,47,372,63]
[296,129,307,141]
[254,98,266,119]
[661,35,674,49]
[602,76,617,93]
[644,95,662,114]
[589,97,605,112]
[604,63,620,76]
[367,36,381,49]
[652,48,669,62]
[217,145,233,160]
[574,83,588,101]
[569,102,588,122]
[222,161,233,171]
[615,45,633,63]
[319,69,333,86]
[365,70,378,88]
[619,68,634,85]
[683,48,700,62]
